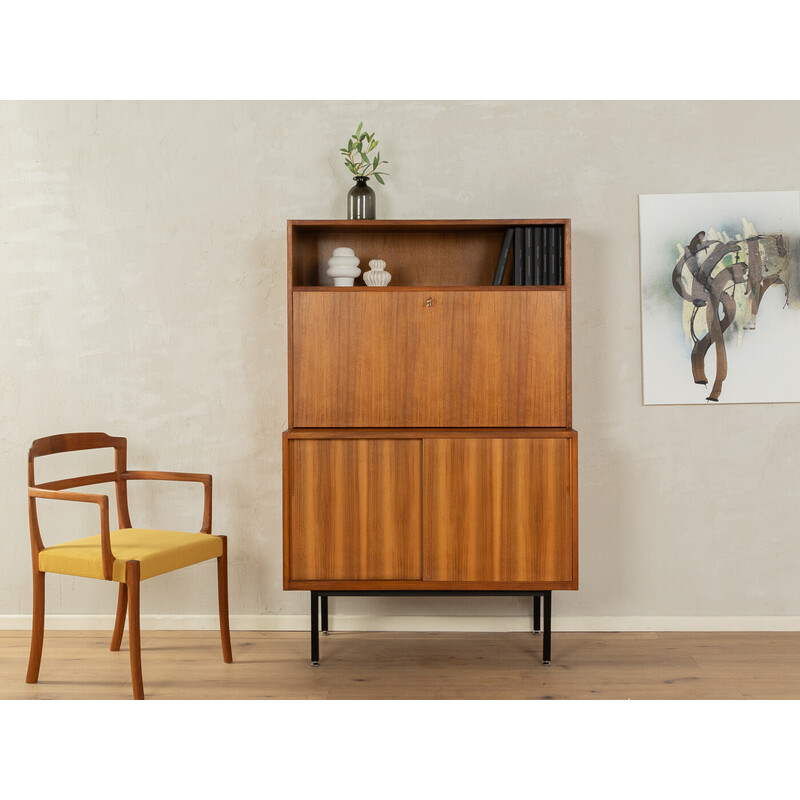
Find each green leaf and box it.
[373,155,378,169]
[346,161,357,174]
[374,173,385,185]
[356,121,363,137]
[367,140,377,152]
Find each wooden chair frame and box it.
[26,432,233,699]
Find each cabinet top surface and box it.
[284,428,578,438]
[288,219,571,230]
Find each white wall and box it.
[2,100,799,631]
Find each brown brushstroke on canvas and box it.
[672,231,788,401]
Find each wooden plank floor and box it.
[1,630,799,700]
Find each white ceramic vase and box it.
[363,258,392,287]
[326,247,361,286]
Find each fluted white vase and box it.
[326,247,361,286]
[363,258,392,287]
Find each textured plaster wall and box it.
[2,100,799,626]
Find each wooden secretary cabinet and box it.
[282,220,578,664]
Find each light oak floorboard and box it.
[1,631,798,700]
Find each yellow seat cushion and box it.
[38,528,224,582]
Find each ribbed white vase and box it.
[326,247,361,286]
[363,258,392,287]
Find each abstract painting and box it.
[640,191,800,404]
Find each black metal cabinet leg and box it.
[321,594,329,635]
[311,591,320,666]
[542,591,552,665]
[533,595,541,635]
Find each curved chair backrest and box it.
[28,433,135,549]
[29,432,126,460]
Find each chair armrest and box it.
[28,488,114,580]
[123,471,213,534]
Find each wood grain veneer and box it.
[282,430,578,591]
[285,428,577,440]
[284,578,577,591]
[288,439,423,581]
[293,290,567,428]
[423,438,573,583]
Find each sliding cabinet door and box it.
[289,439,422,581]
[423,438,573,583]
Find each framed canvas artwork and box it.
[639,190,800,404]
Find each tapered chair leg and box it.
[126,561,144,700]
[110,583,128,651]
[26,569,45,684]
[216,535,233,663]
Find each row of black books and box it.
[492,225,564,286]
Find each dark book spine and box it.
[513,227,523,286]
[533,226,543,286]
[492,227,514,286]
[556,225,564,285]
[524,227,533,286]
[545,226,556,285]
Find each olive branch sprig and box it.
[339,121,389,184]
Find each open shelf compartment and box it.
[288,219,570,289]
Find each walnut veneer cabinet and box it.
[282,220,578,665]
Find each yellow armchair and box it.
[26,432,233,699]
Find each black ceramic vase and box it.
[347,175,376,220]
